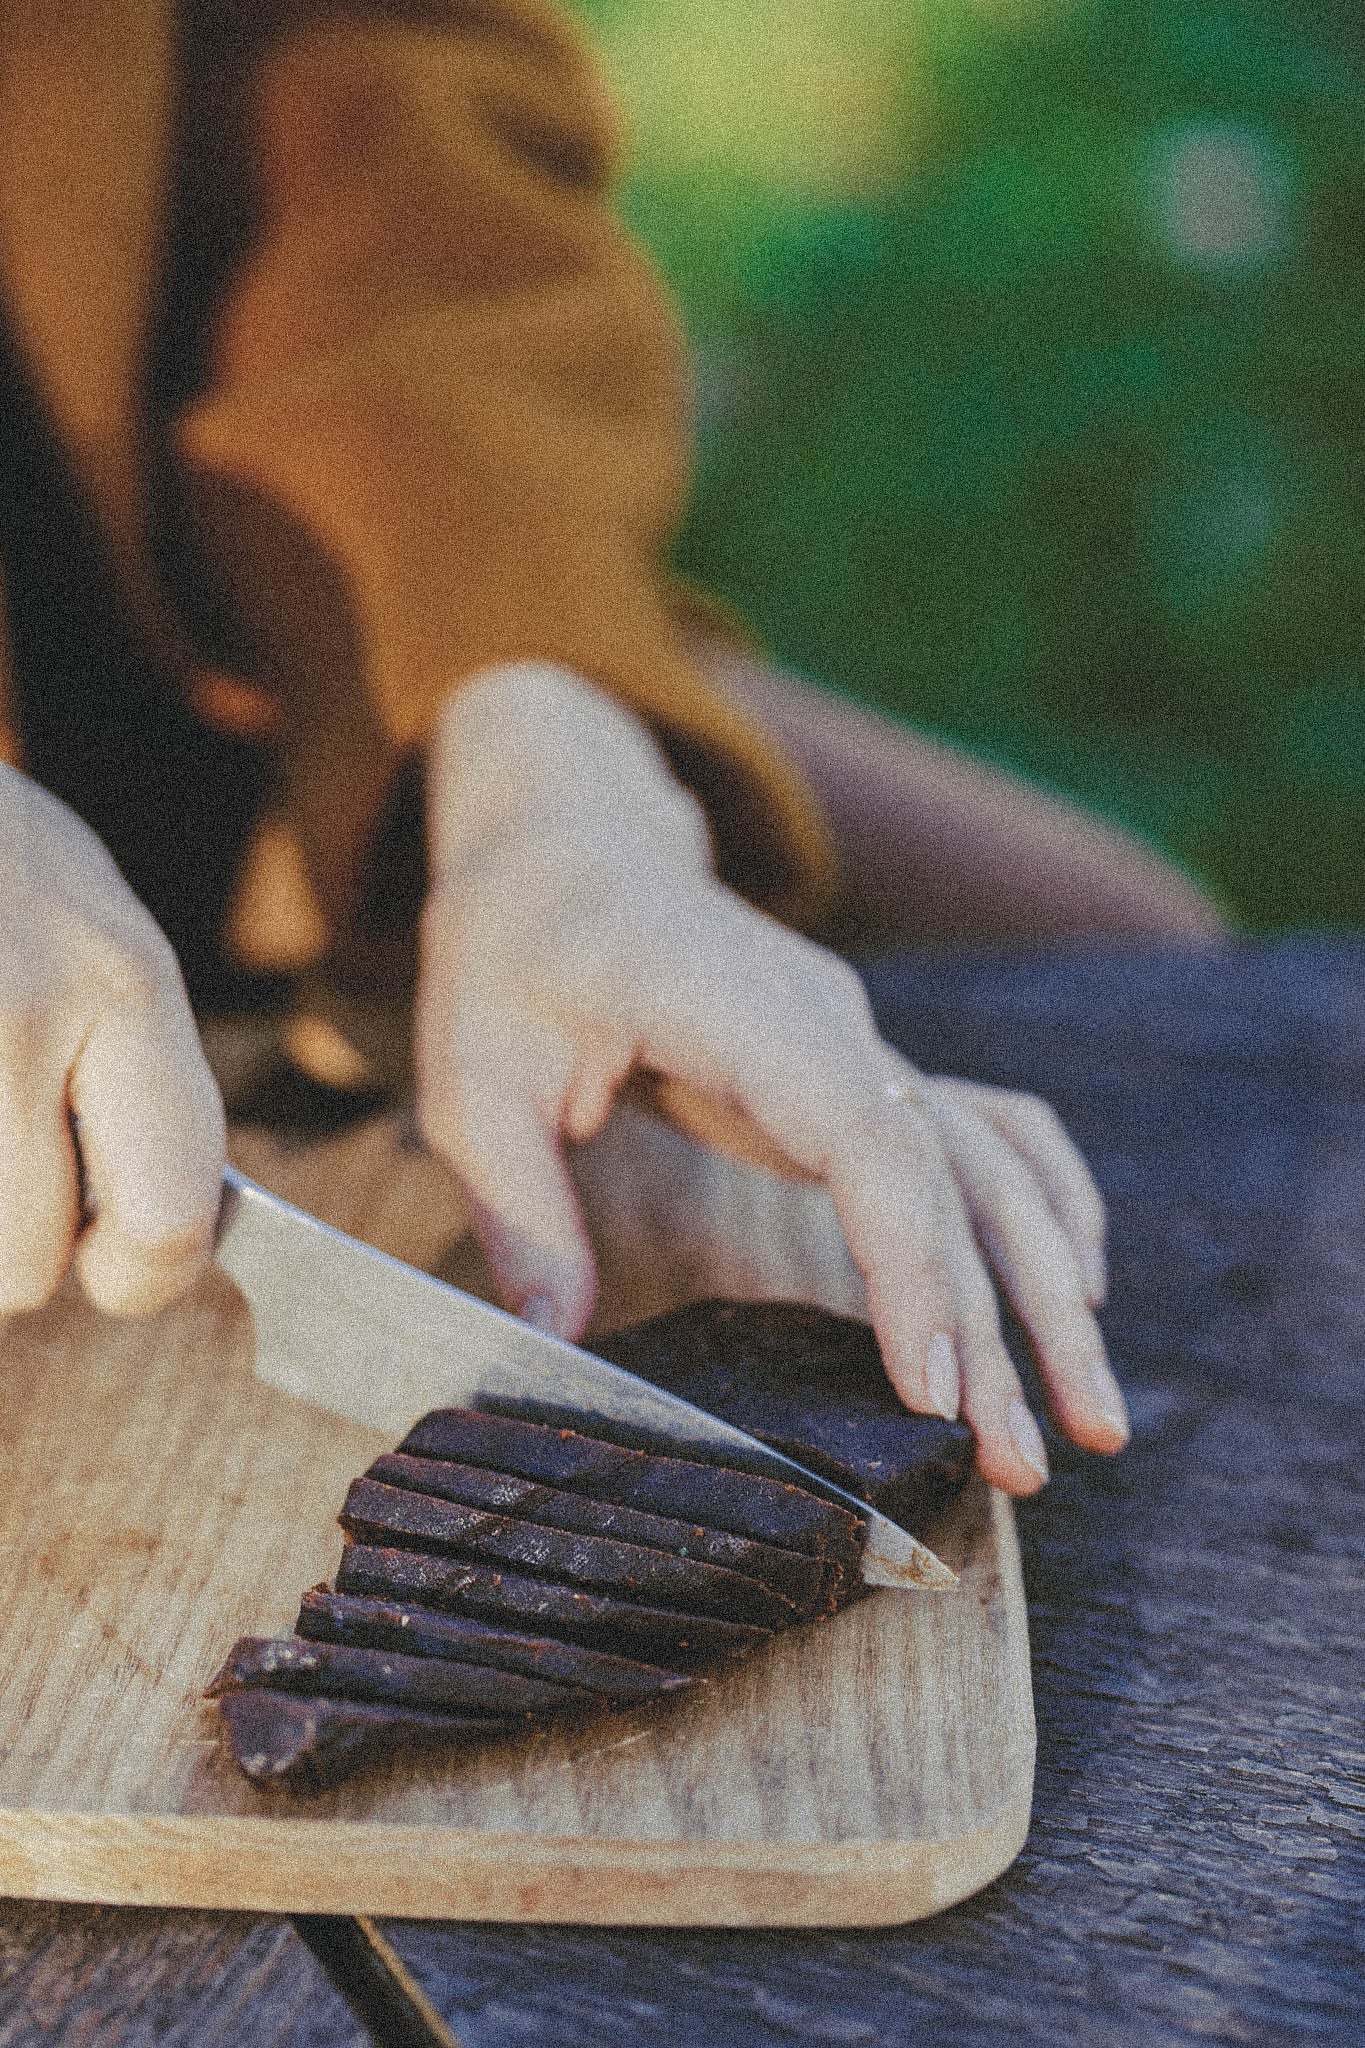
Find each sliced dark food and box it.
[365,1452,839,1613]
[335,1543,770,1671]
[400,1408,866,1569]
[339,1477,801,1627]
[207,1635,589,1721]
[296,1589,693,1706]
[213,1301,973,1795]
[595,1299,975,1533]
[218,1690,514,1795]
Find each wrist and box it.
[428,660,712,880]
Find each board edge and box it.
[0,1785,1034,1927]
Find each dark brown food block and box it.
[335,1543,770,1671]
[366,1452,840,1613]
[218,1689,513,1794]
[595,1300,975,1533]
[206,1635,587,1722]
[297,1590,694,1706]
[399,1410,866,1570]
[339,1478,799,1628]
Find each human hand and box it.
[0,764,225,1317]
[416,663,1128,1494]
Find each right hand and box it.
[0,764,225,1318]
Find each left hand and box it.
[414,661,1128,1495]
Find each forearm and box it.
[690,637,1228,952]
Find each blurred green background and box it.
[571,0,1365,927]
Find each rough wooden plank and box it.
[383,938,1365,2046]
[0,1903,364,2047]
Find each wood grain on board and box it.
[0,1099,1032,1928]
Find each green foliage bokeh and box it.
[573,0,1365,926]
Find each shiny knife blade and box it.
[214,1166,956,1591]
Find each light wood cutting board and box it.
[0,1102,1034,1926]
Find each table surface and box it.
[2,936,1362,2048]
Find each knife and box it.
[212,1165,957,1592]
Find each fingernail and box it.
[1082,1242,1108,1305]
[925,1331,960,1421]
[1008,1397,1049,1481]
[521,1292,560,1337]
[1089,1358,1130,1442]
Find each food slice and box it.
[296,1589,693,1706]
[339,1477,801,1627]
[365,1452,840,1613]
[399,1409,866,1568]
[207,1635,591,1721]
[218,1691,511,1795]
[335,1542,771,1671]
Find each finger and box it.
[0,1063,79,1316]
[832,1115,961,1422]
[933,1079,1108,1304]
[632,943,960,1415]
[417,1019,597,1340]
[71,989,225,1317]
[927,1088,1129,1453]
[934,1176,1050,1494]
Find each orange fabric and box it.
[0,0,836,950]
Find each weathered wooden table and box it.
[2,936,1361,2048]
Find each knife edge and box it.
[214,1167,957,1592]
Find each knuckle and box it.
[95,950,168,1019]
[0,1198,73,1316]
[1008,1090,1069,1147]
[958,1328,1019,1392]
[81,1233,207,1317]
[865,1091,943,1169]
[810,952,875,1028]
[948,1242,1003,1321]
[0,994,52,1070]
[1026,1286,1098,1350]
[830,1102,938,1201]
[124,1213,214,1270]
[886,1241,954,1305]
[81,1268,156,1318]
[0,1258,66,1318]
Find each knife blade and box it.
[213,1166,957,1591]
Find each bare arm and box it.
[689,637,1228,954]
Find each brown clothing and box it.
[0,0,834,1003]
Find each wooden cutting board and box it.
[0,1103,1034,1927]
